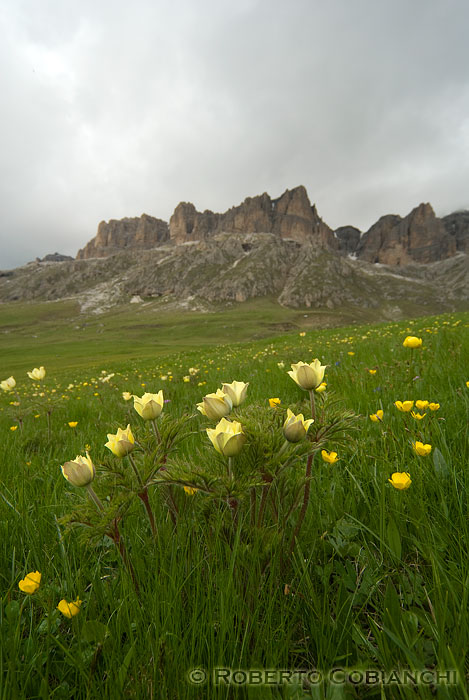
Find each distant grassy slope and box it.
[1,296,468,374]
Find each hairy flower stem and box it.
[86,485,105,511]
[128,454,144,489]
[288,452,315,556]
[309,390,316,422]
[151,419,161,443]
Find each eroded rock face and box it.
[169,185,336,247]
[356,204,456,264]
[334,226,361,256]
[76,214,169,259]
[442,211,469,253]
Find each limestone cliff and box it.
[76,214,169,259]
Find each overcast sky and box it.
[1,0,468,269]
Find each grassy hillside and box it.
[1,307,469,698]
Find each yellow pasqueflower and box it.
[394,400,414,412]
[105,425,135,457]
[183,376,191,383]
[133,391,164,420]
[315,382,327,393]
[415,400,429,410]
[206,417,246,457]
[403,336,422,348]
[197,389,232,420]
[269,397,281,407]
[221,381,249,407]
[57,597,82,618]
[27,366,46,380]
[388,472,412,490]
[283,408,314,443]
[18,571,41,594]
[411,411,426,420]
[369,409,384,422]
[61,453,95,487]
[428,403,440,411]
[413,441,432,456]
[288,360,327,391]
[1,376,16,391]
[68,421,78,428]
[122,391,132,401]
[321,449,339,464]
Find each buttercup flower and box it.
[61,453,95,487]
[197,389,232,420]
[18,571,41,594]
[57,597,82,618]
[394,401,414,412]
[283,408,314,443]
[221,381,249,407]
[105,425,135,457]
[183,486,198,495]
[411,411,426,420]
[68,421,78,428]
[415,400,429,410]
[288,360,327,391]
[388,472,412,490]
[133,391,164,420]
[10,425,18,431]
[1,376,16,391]
[269,397,281,407]
[368,369,377,375]
[466,381,469,389]
[403,336,422,348]
[369,409,384,422]
[321,449,339,464]
[27,366,46,380]
[206,417,246,457]
[122,391,132,401]
[428,403,440,411]
[315,382,327,393]
[413,441,432,456]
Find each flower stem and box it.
[138,488,157,538]
[86,485,104,511]
[309,390,316,422]
[128,454,144,489]
[151,419,161,443]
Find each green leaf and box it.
[387,517,402,560]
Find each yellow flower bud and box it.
[57,597,82,618]
[133,391,164,420]
[18,571,41,594]
[61,453,95,487]
[197,389,232,420]
[288,360,327,391]
[221,381,249,407]
[206,417,246,457]
[413,441,432,456]
[283,408,314,443]
[403,336,422,348]
[321,449,339,464]
[105,425,135,457]
[388,472,412,490]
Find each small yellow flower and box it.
[68,421,78,428]
[321,449,339,464]
[347,351,355,356]
[369,409,383,422]
[428,403,440,411]
[299,332,306,337]
[368,369,377,375]
[388,472,412,490]
[183,486,198,495]
[413,441,432,456]
[18,571,41,594]
[466,381,469,389]
[411,411,426,420]
[122,391,132,401]
[105,425,135,457]
[57,597,82,618]
[277,362,285,369]
[10,425,18,431]
[183,376,191,382]
[403,336,422,348]
[395,401,414,412]
[269,397,281,407]
[315,382,327,393]
[27,366,46,380]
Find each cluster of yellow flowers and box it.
[18,571,81,618]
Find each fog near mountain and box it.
[1,0,469,269]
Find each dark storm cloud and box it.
[1,0,468,268]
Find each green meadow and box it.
[1,300,469,699]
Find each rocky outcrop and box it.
[76,214,169,259]
[169,186,337,247]
[356,204,456,265]
[334,226,361,256]
[442,210,469,253]
[37,253,74,262]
